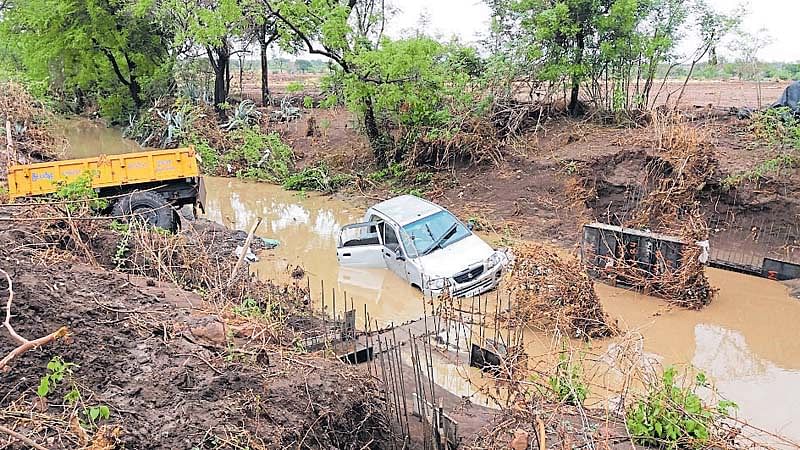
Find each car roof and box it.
[370,195,444,226]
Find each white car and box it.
[336,195,509,297]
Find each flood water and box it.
[55,118,143,158]
[202,177,800,444]
[63,121,800,445]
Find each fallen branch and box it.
[0,268,68,370]
[0,424,51,450]
[227,217,262,286]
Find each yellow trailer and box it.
[6,147,206,230]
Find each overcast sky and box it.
[384,0,800,62]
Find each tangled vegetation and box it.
[504,242,618,339]
[723,106,800,186]
[0,81,66,164]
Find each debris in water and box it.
[261,237,280,249]
[235,245,259,263]
[504,242,618,339]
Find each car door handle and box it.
[342,253,351,257]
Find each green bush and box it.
[548,350,588,406]
[282,163,351,193]
[627,367,737,449]
[97,91,135,124]
[750,107,800,149]
[227,127,294,182]
[193,140,220,173]
[54,172,108,213]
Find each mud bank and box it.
[0,216,395,449]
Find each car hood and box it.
[415,234,495,279]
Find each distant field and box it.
[231,70,790,110]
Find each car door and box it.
[336,222,386,268]
[378,222,409,282]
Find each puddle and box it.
[62,120,800,444]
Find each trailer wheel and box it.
[112,191,175,231]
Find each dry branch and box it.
[0,424,52,450]
[0,268,68,370]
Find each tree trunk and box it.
[363,97,388,168]
[129,79,143,108]
[210,44,231,114]
[568,30,586,116]
[568,79,580,116]
[259,25,271,106]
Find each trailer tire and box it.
[112,191,175,231]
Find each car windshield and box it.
[402,210,470,256]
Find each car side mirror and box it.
[467,222,475,231]
[397,255,406,262]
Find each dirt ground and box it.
[0,216,397,449]
[273,80,799,265]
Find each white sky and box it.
[385,0,800,63]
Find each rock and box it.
[187,316,227,348]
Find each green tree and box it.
[0,0,171,116]
[268,0,393,165]
[161,0,246,111]
[487,0,700,113]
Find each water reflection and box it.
[57,118,143,158]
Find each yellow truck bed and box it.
[7,147,199,200]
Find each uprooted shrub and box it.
[595,113,718,308]
[505,243,618,339]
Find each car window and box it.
[339,223,380,247]
[379,222,402,254]
[402,210,470,255]
[400,229,419,259]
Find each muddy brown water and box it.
[202,177,800,444]
[63,121,800,445]
[56,118,144,158]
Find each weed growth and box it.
[282,163,352,193]
[228,127,294,182]
[548,348,588,405]
[37,356,77,398]
[749,107,800,149]
[54,172,108,213]
[627,367,737,449]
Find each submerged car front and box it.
[402,210,509,297]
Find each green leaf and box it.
[37,377,50,398]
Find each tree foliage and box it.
[0,0,171,120]
[486,0,736,114]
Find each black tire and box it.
[111,191,175,231]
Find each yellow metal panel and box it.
[6,147,199,200]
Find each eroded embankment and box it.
[0,215,394,449]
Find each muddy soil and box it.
[281,94,798,263]
[0,219,395,449]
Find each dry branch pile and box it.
[407,118,504,167]
[0,81,66,167]
[595,114,718,308]
[505,243,618,339]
